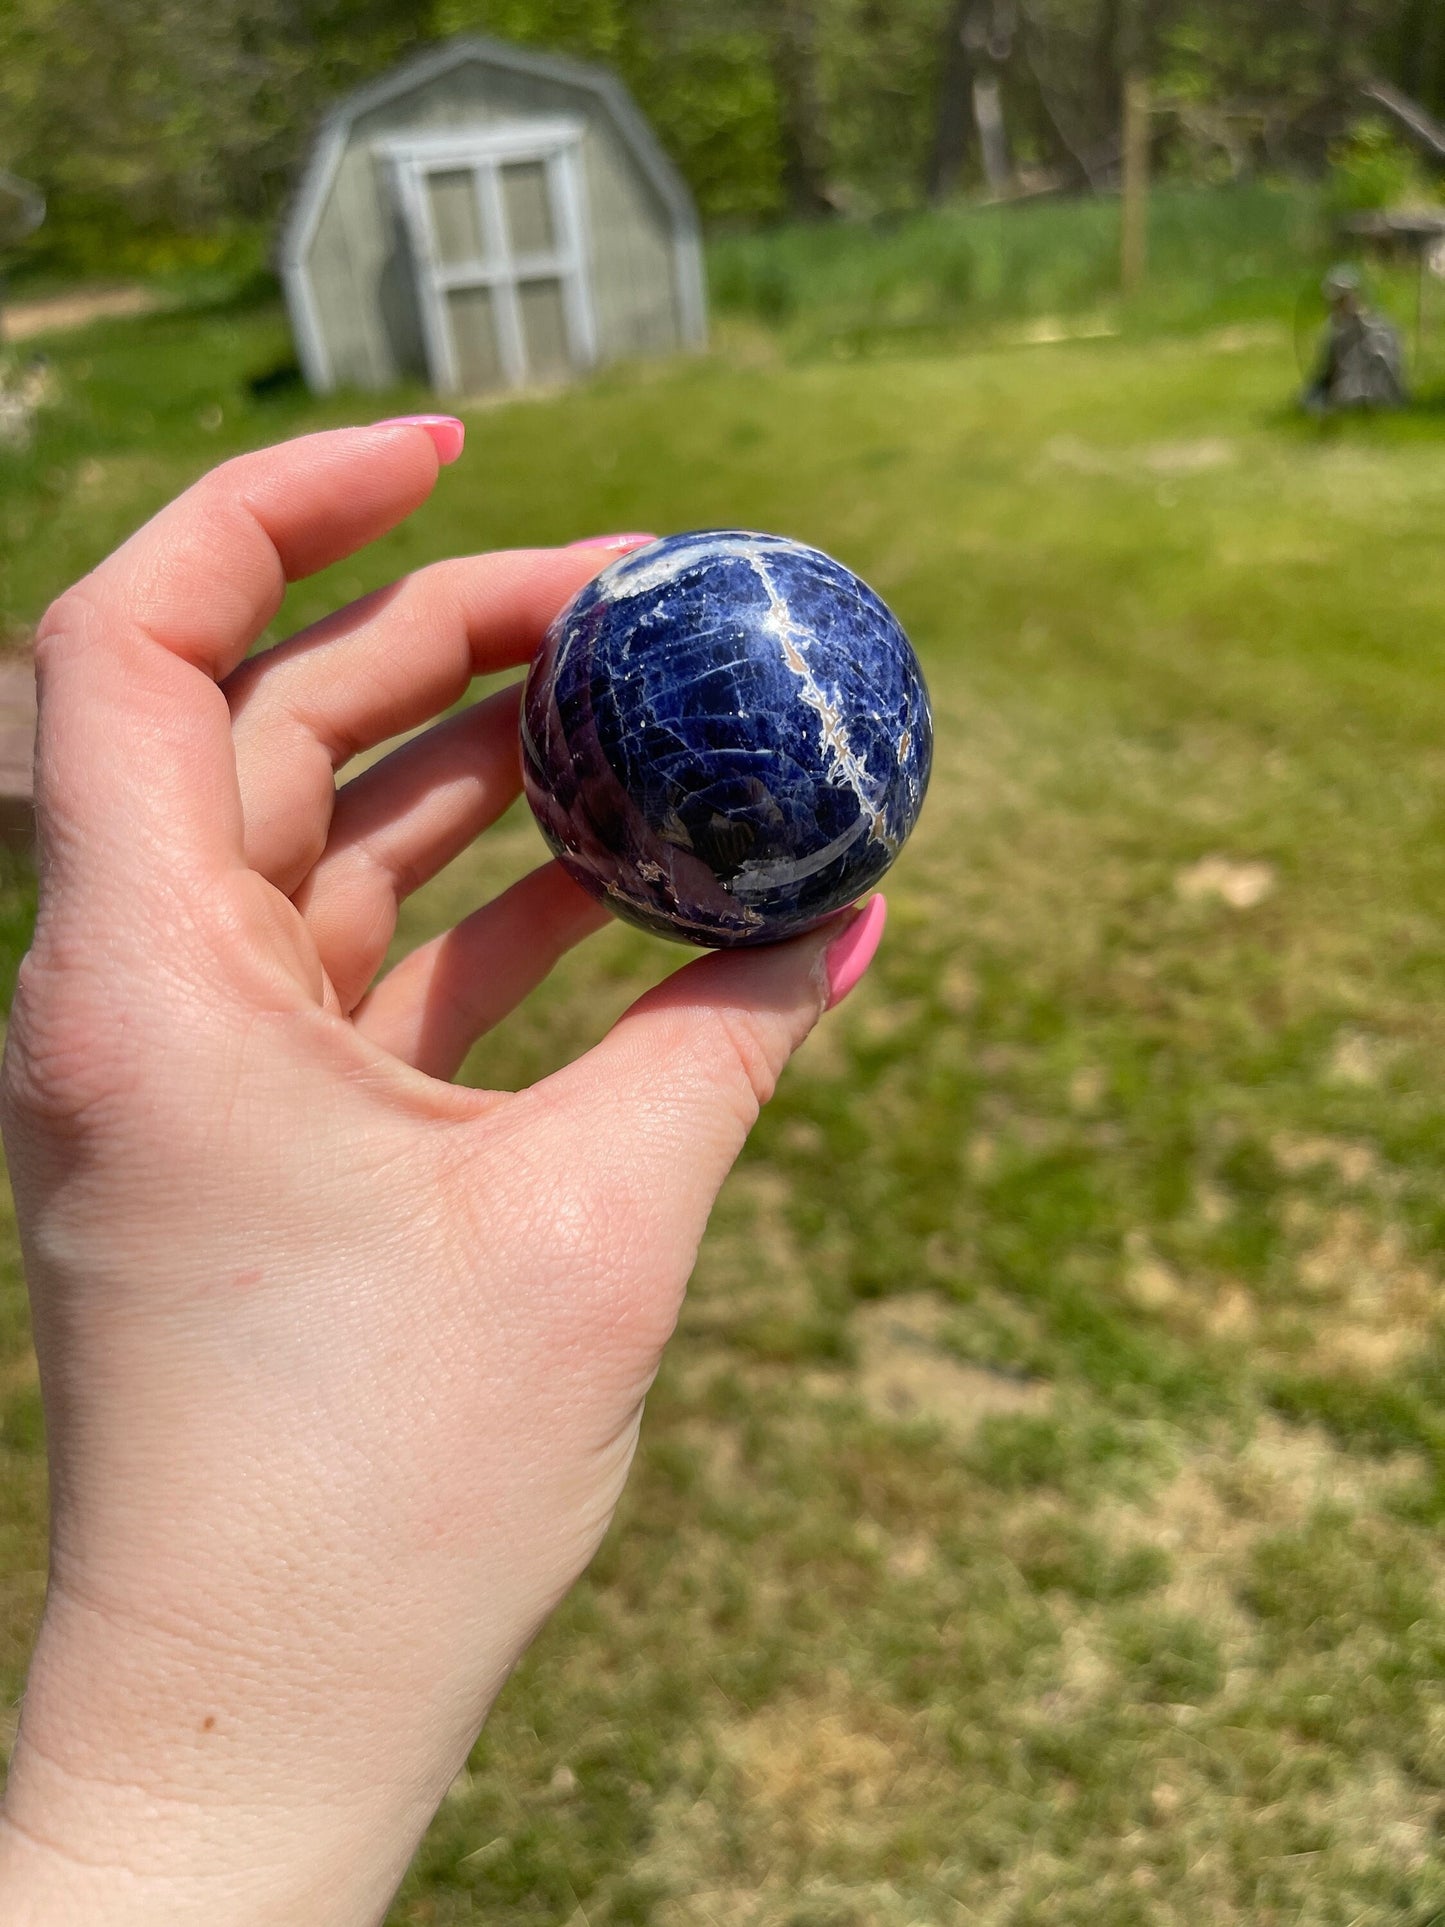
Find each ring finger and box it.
[293,683,527,1012]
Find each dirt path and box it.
[3,285,161,344]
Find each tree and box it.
[768,2,834,215]
[4,0,1442,270]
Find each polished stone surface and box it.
[521,531,933,947]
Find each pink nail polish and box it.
[566,533,657,551]
[374,415,466,465]
[824,895,887,1010]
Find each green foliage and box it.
[1327,115,1443,215]
[711,185,1329,350]
[0,0,433,275]
[4,0,1445,273]
[433,1,789,219]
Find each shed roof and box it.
[278,33,700,279]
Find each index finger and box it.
[33,423,453,891]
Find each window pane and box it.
[427,170,484,267]
[518,278,571,382]
[447,285,505,392]
[502,161,556,256]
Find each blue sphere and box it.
[521,531,933,948]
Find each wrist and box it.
[2,1730,422,1927]
[0,1593,461,1927]
[1,1735,416,1927]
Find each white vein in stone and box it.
[741,543,895,852]
[597,532,795,603]
[595,531,901,856]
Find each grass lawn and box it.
[4,276,1445,1924]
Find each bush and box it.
[1326,117,1441,216]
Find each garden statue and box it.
[1302,265,1408,414]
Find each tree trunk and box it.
[1100,0,1161,91]
[769,0,833,218]
[973,69,1012,192]
[1095,0,1126,140]
[1121,71,1151,291]
[1400,0,1445,117]
[1322,0,1363,87]
[927,0,975,203]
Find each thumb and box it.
[537,895,887,1254]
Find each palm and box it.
[0,426,859,1922]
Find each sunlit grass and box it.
[4,263,1445,1921]
[710,183,1329,347]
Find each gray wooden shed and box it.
[279,35,706,396]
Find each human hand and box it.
[0,424,885,1924]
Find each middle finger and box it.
[292,684,527,1013]
[224,545,637,895]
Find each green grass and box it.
[709,183,1445,385]
[6,229,1445,1921]
[711,184,1323,343]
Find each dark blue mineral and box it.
[521,531,932,947]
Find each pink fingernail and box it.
[566,533,657,551]
[374,415,466,464]
[824,895,888,1010]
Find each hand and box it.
[0,424,885,1924]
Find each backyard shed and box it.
[279,35,706,396]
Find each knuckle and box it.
[471,1120,679,1360]
[194,456,251,511]
[34,586,97,662]
[371,838,423,905]
[708,1005,783,1123]
[1,951,138,1139]
[221,651,262,709]
[314,874,396,1010]
[281,811,333,886]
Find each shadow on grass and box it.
[1264,387,1445,441]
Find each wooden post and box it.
[1122,73,1151,295]
[1417,247,1428,371]
[973,72,1013,197]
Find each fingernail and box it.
[566,533,657,551]
[374,415,466,464]
[824,895,888,1010]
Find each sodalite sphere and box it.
[521,531,932,948]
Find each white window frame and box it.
[380,120,597,394]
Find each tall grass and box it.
[710,183,1332,349]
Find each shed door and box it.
[390,126,596,395]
